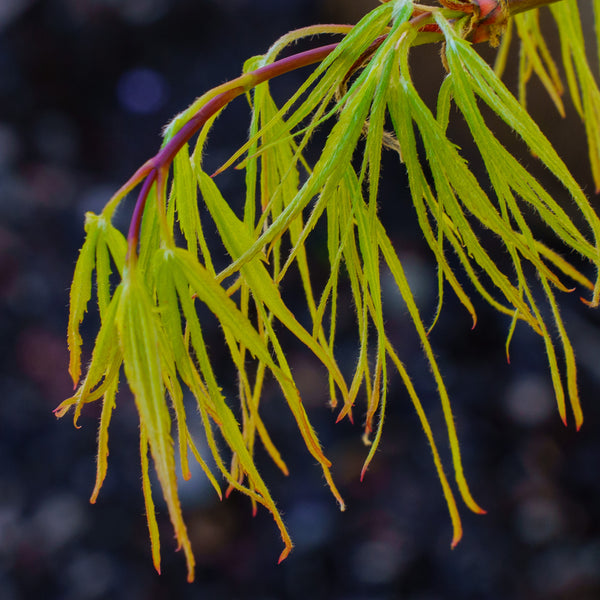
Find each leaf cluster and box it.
[57,0,600,580]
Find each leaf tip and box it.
[335,404,354,425]
[90,480,102,504]
[68,368,79,390]
[360,464,368,482]
[210,166,225,178]
[277,545,292,564]
[580,296,599,308]
[450,528,462,549]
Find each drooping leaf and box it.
[67,214,100,386]
[59,0,600,578]
[116,264,195,582]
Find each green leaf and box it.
[172,142,201,256]
[90,369,118,504]
[116,264,195,582]
[551,0,600,192]
[195,168,350,403]
[58,284,124,424]
[169,248,298,559]
[67,213,100,385]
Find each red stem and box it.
[127,168,157,259]
[124,0,552,256]
[154,42,342,167]
[126,41,343,258]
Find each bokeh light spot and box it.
[117,68,167,115]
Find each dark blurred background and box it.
[2,1,600,598]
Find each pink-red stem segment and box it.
[123,0,557,257]
[125,42,343,258]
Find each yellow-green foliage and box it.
[56,0,600,581]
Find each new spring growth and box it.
[58,0,600,581]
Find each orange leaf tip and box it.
[580,296,599,308]
[278,545,292,564]
[335,405,353,424]
[450,531,462,549]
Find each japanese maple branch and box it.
[123,40,345,261]
[116,0,563,261]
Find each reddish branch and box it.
[123,42,343,259]
[123,0,565,258]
